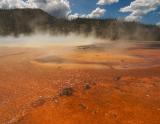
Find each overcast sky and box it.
[0,0,160,25]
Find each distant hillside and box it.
[0,9,57,35]
[0,9,160,41]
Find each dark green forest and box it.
[0,9,160,41]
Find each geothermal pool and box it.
[0,37,160,124]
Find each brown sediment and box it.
[0,46,160,124]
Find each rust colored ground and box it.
[0,46,160,124]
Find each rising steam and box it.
[0,33,103,47]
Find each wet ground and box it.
[0,44,160,124]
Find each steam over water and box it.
[0,33,101,47]
[0,33,160,69]
[0,33,138,54]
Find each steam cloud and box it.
[0,33,101,47]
